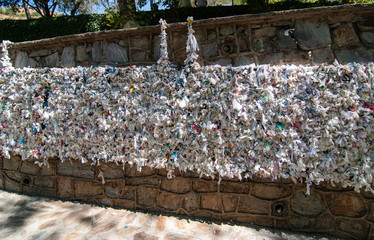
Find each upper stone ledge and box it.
[7,4,374,51]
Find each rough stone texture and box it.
[136,187,157,207]
[236,56,255,66]
[254,27,276,38]
[222,195,237,212]
[157,192,182,211]
[161,178,191,194]
[291,190,325,217]
[334,219,370,240]
[327,193,366,217]
[58,161,94,179]
[61,46,75,67]
[193,179,217,193]
[238,195,269,214]
[312,48,332,64]
[252,38,271,53]
[2,154,374,239]
[74,180,102,197]
[44,52,59,67]
[131,35,150,50]
[201,194,222,212]
[220,182,250,194]
[258,53,284,65]
[131,50,148,62]
[335,48,374,63]
[106,43,128,64]
[201,43,218,59]
[294,21,331,50]
[251,184,292,200]
[134,231,159,240]
[14,51,39,68]
[361,31,374,45]
[20,161,40,175]
[332,23,360,48]
[76,45,88,62]
[92,41,103,62]
[276,29,297,49]
[29,49,51,57]
[220,26,234,36]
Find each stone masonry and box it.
[5,4,374,68]
[1,156,374,240]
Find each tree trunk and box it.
[23,0,31,19]
[118,0,136,19]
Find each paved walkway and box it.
[0,189,345,240]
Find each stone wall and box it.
[5,4,374,68]
[1,156,374,240]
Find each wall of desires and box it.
[0,59,373,193]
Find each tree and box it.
[0,0,58,17]
[58,0,100,15]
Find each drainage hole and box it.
[275,204,284,213]
[22,177,31,186]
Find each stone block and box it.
[291,189,325,217]
[131,50,149,62]
[222,195,237,212]
[76,45,88,62]
[358,17,374,32]
[220,26,234,36]
[236,215,274,228]
[254,27,276,38]
[126,176,159,186]
[193,179,218,193]
[29,49,51,57]
[157,191,182,211]
[40,161,56,175]
[74,180,102,197]
[14,51,39,68]
[104,180,122,199]
[366,201,374,222]
[92,41,103,62]
[20,161,40,175]
[212,58,233,66]
[34,176,56,188]
[235,56,255,66]
[57,177,74,198]
[0,173,4,188]
[334,219,370,240]
[258,52,284,65]
[161,178,191,194]
[136,187,157,207]
[220,37,237,55]
[312,48,333,64]
[131,35,150,50]
[361,32,374,46]
[335,48,374,63]
[207,29,217,40]
[45,52,60,67]
[23,185,56,197]
[58,161,94,179]
[4,155,21,171]
[238,33,250,52]
[100,162,123,179]
[220,181,250,194]
[332,23,360,48]
[276,29,297,49]
[283,50,310,64]
[294,21,331,50]
[173,31,188,51]
[252,38,271,53]
[238,195,269,214]
[61,46,75,67]
[152,35,161,61]
[327,192,366,217]
[95,196,112,207]
[5,177,21,192]
[113,199,135,209]
[201,43,218,59]
[290,212,333,231]
[201,194,222,212]
[173,49,187,65]
[183,194,199,212]
[251,183,292,200]
[121,186,135,200]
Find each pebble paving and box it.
[0,189,346,240]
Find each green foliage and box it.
[0,14,110,42]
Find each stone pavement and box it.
[0,189,346,240]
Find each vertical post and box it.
[0,40,13,70]
[157,19,169,66]
[184,16,200,68]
